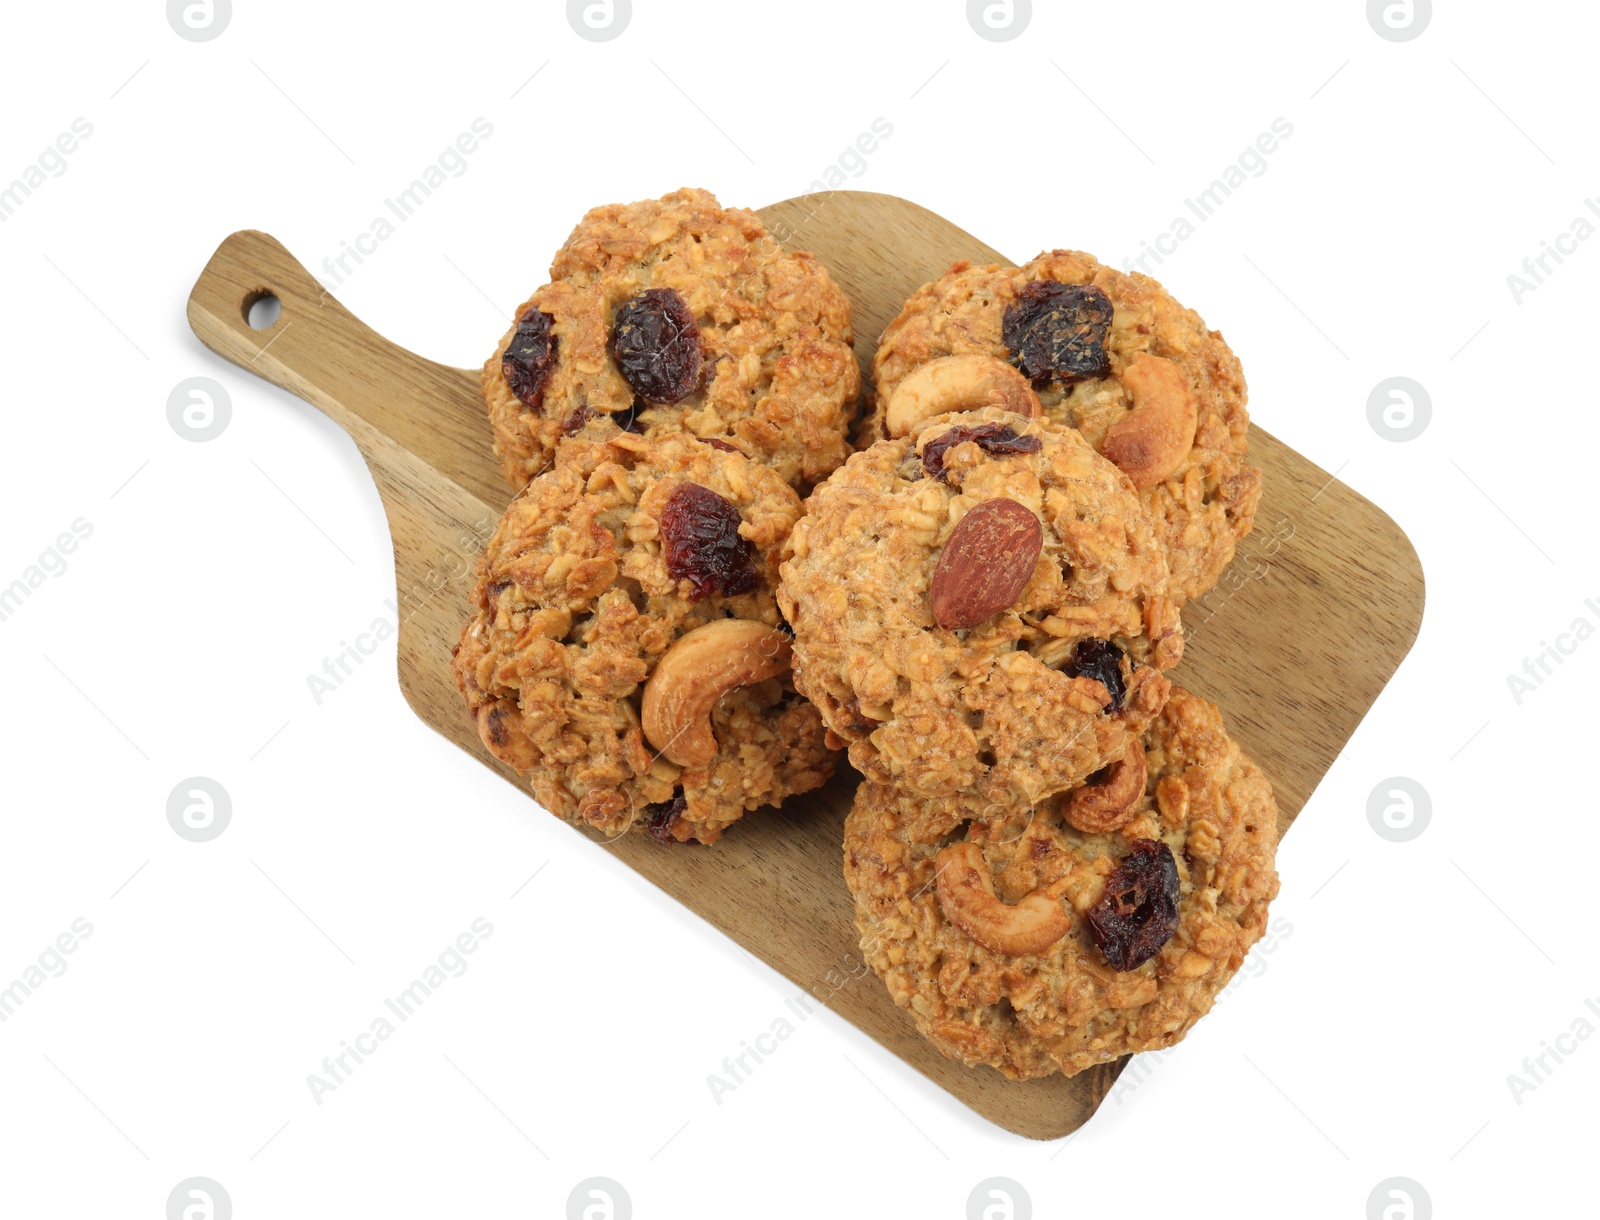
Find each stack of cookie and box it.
[452,189,1281,1081]
[454,189,859,845]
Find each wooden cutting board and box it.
[186,192,1424,1140]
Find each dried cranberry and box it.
[612,288,703,404]
[560,405,595,435]
[1002,281,1113,386]
[502,308,558,409]
[643,793,687,845]
[921,422,1043,481]
[1086,839,1180,971]
[659,483,758,600]
[1060,638,1127,713]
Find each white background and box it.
[1,1,1594,1216]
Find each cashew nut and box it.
[1064,740,1147,834]
[476,698,540,772]
[641,619,792,767]
[934,842,1074,956]
[1101,354,1198,489]
[885,355,1041,437]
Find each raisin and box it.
[612,288,703,404]
[502,308,558,409]
[921,422,1043,481]
[659,483,758,600]
[703,438,744,454]
[643,793,687,845]
[837,697,879,735]
[563,400,646,436]
[1061,638,1127,713]
[1002,281,1113,386]
[1086,839,1180,971]
[615,399,647,433]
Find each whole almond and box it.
[929,498,1043,630]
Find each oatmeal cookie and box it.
[844,685,1280,1080]
[869,251,1261,604]
[453,430,836,844]
[484,187,860,494]
[778,406,1182,814]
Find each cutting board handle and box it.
[185,230,506,506]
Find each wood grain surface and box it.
[186,192,1424,1140]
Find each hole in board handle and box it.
[243,291,282,331]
